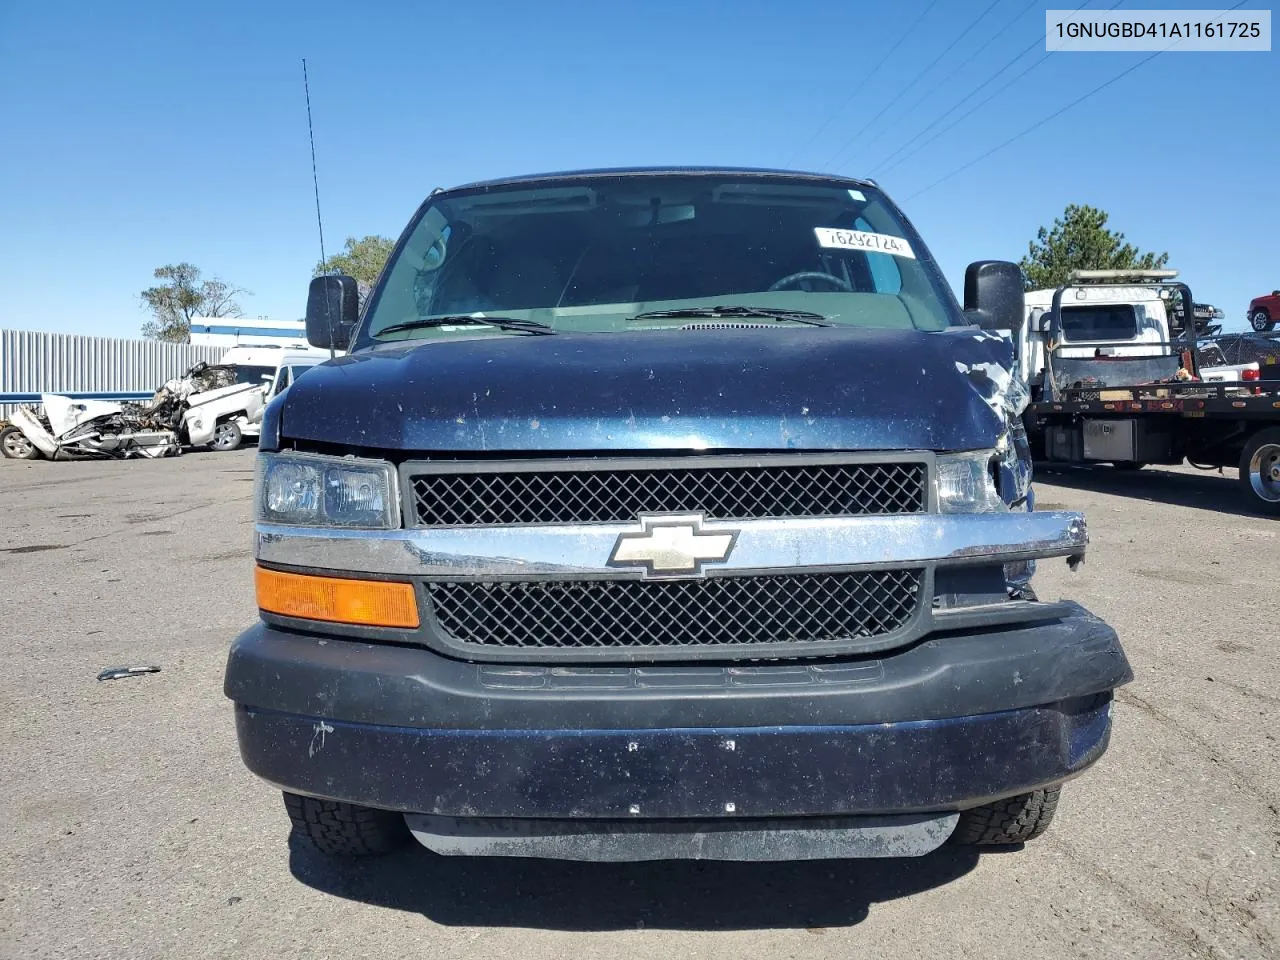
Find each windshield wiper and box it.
[628,305,831,327]
[376,315,555,337]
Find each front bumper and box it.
[226,603,1131,822]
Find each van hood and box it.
[273,326,1022,453]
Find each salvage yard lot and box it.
[1,453,1277,960]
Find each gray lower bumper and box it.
[405,813,960,862]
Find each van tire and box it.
[283,793,411,857]
[951,787,1061,846]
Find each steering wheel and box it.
[767,271,853,293]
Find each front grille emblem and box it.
[608,514,738,577]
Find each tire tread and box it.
[283,793,410,857]
[951,787,1060,846]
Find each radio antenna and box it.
[302,59,327,267]
[301,58,334,358]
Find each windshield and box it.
[360,173,959,345]
[230,364,274,385]
[1060,305,1139,342]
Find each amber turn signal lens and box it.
[255,566,419,628]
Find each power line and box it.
[900,60,1159,200]
[847,0,1041,169]
[873,36,1041,171]
[871,0,1094,174]
[820,0,1005,172]
[901,0,1251,201]
[784,0,943,170]
[880,0,1126,177]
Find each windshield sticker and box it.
[847,189,866,202]
[815,228,916,259]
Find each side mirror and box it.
[963,260,1026,334]
[305,274,359,351]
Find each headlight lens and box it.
[257,453,399,528]
[936,450,1006,513]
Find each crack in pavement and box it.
[2,496,253,559]
[1118,690,1280,815]
[1051,837,1222,960]
[1202,677,1280,708]
[67,497,252,550]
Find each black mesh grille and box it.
[427,570,922,651]
[409,461,926,526]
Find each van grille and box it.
[408,459,927,527]
[426,569,923,653]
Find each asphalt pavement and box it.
[1,451,1277,959]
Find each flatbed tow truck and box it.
[1022,271,1280,515]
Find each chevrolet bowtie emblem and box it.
[607,514,739,577]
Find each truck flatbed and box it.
[1020,272,1280,513]
[1033,384,1280,418]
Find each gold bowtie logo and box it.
[608,514,738,577]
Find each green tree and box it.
[140,263,247,341]
[316,235,395,304]
[1020,204,1169,291]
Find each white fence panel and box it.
[0,329,227,419]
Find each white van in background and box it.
[216,345,331,387]
[251,348,333,408]
[212,346,337,449]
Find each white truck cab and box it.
[1019,272,1176,391]
[1016,270,1243,395]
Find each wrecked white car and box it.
[0,363,266,460]
[165,363,268,452]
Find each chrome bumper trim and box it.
[255,511,1087,578]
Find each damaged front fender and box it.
[946,330,1041,591]
[9,406,59,458]
[947,331,1034,508]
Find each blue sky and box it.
[0,0,1275,338]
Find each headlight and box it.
[935,450,1006,513]
[256,452,400,528]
